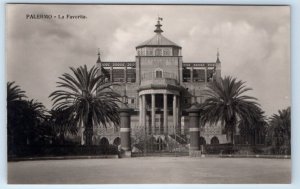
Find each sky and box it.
[6,4,290,117]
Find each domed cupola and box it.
[136,17,182,57]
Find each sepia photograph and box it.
[6,4,291,184]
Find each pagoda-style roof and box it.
[136,33,181,48]
[136,18,181,49]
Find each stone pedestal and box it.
[189,150,202,157]
[187,104,200,157]
[119,104,133,158]
[120,150,132,158]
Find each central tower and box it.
[136,18,184,135]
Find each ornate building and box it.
[94,18,228,151]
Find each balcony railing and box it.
[141,71,178,86]
[141,71,177,80]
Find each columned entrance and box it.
[136,89,188,156]
[138,89,180,135]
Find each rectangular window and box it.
[155,49,162,56]
[102,68,111,81]
[183,68,191,82]
[146,50,153,56]
[126,69,136,82]
[173,48,179,56]
[163,49,170,56]
[193,69,205,82]
[156,70,163,78]
[112,69,124,82]
[207,69,214,82]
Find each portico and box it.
[138,89,180,135]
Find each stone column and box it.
[142,95,146,128]
[163,93,168,134]
[139,95,142,126]
[173,95,177,134]
[119,104,133,158]
[177,96,181,135]
[187,104,201,157]
[141,94,147,155]
[151,94,155,134]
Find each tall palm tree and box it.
[49,65,120,146]
[7,81,27,103]
[200,76,262,144]
[7,82,27,127]
[7,82,48,146]
[7,82,27,151]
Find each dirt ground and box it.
[7,157,291,184]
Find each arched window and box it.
[100,137,109,146]
[156,70,163,78]
[113,137,121,146]
[210,136,219,145]
[199,137,206,145]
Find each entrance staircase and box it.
[132,134,189,157]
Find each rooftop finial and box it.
[216,48,221,63]
[154,17,163,34]
[96,48,101,63]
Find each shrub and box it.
[9,144,119,158]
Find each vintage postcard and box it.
[6,4,291,184]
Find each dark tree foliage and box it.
[238,108,267,145]
[265,107,291,154]
[200,76,263,144]
[49,65,120,146]
[7,82,52,156]
[46,108,78,145]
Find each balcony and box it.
[141,71,178,86]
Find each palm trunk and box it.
[231,130,235,145]
[84,112,93,146]
[225,122,235,145]
[59,133,65,145]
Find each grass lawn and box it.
[8,157,291,184]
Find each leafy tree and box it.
[47,108,78,145]
[7,82,27,151]
[49,65,120,146]
[200,76,262,144]
[7,82,49,156]
[266,107,291,153]
[21,99,47,144]
[7,81,27,103]
[238,108,267,145]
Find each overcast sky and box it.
[6,4,290,117]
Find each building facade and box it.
[94,19,228,151]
